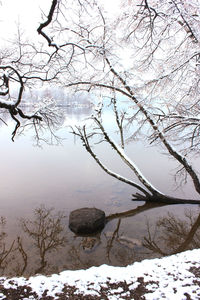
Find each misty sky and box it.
[0,0,121,45]
[0,0,50,43]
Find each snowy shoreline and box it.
[0,249,199,299]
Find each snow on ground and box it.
[0,249,200,299]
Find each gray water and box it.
[0,106,199,276]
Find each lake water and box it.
[0,106,199,277]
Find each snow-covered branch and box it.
[72,125,152,198]
[71,109,200,204]
[104,57,200,196]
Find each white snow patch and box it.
[0,249,199,299]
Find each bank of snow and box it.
[0,249,200,299]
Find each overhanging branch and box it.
[37,0,59,49]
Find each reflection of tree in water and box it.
[0,217,15,274]
[0,206,67,276]
[143,209,200,256]
[103,204,200,265]
[21,205,67,274]
[104,219,135,266]
[0,204,200,276]
[0,219,28,276]
[68,235,102,270]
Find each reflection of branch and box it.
[143,219,167,255]
[105,219,121,263]
[68,244,84,269]
[106,203,166,257]
[144,210,200,257]
[21,206,67,274]
[0,240,15,270]
[106,202,166,223]
[175,213,200,253]
[16,237,28,276]
[0,217,16,272]
[143,237,167,256]
[34,261,47,275]
[106,204,200,259]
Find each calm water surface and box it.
[0,107,199,276]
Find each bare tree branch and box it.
[37,0,59,49]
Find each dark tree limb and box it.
[132,192,200,205]
[37,0,59,49]
[10,109,42,142]
[0,66,43,141]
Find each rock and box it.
[69,207,106,235]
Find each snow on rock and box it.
[0,249,199,299]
